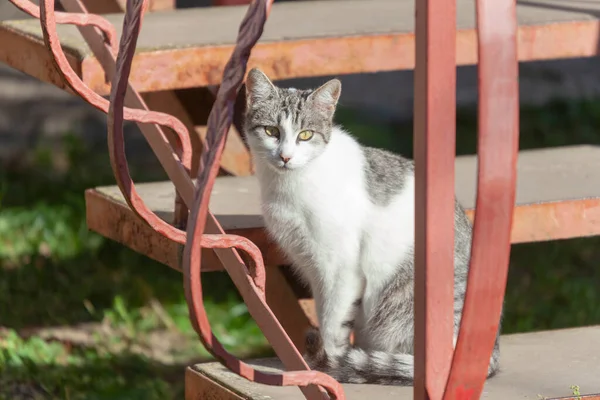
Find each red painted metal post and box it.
[413,0,457,399]
[442,0,519,399]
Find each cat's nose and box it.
[280,155,291,164]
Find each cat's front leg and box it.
[311,266,364,357]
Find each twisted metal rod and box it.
[108,1,344,397]
[18,0,345,397]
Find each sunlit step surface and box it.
[186,325,600,400]
[2,0,599,94]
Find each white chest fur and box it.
[253,129,415,318]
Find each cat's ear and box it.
[246,68,277,105]
[308,79,341,116]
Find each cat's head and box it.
[243,68,341,172]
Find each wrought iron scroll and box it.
[9,0,345,398]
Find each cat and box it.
[242,68,500,385]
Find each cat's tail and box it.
[304,329,413,385]
[304,329,500,385]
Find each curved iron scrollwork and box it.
[11,0,345,398]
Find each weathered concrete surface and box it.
[189,325,600,400]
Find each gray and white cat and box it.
[243,68,500,385]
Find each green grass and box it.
[0,133,271,399]
[1,98,600,398]
[1,330,175,400]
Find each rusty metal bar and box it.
[442,0,519,399]
[103,0,344,398]
[413,0,457,398]
[8,0,346,397]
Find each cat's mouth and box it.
[275,162,294,171]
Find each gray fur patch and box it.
[362,147,414,206]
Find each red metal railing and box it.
[12,0,343,399]
[414,0,519,400]
[442,1,519,399]
[6,0,524,399]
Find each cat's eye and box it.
[298,130,314,141]
[264,126,280,137]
